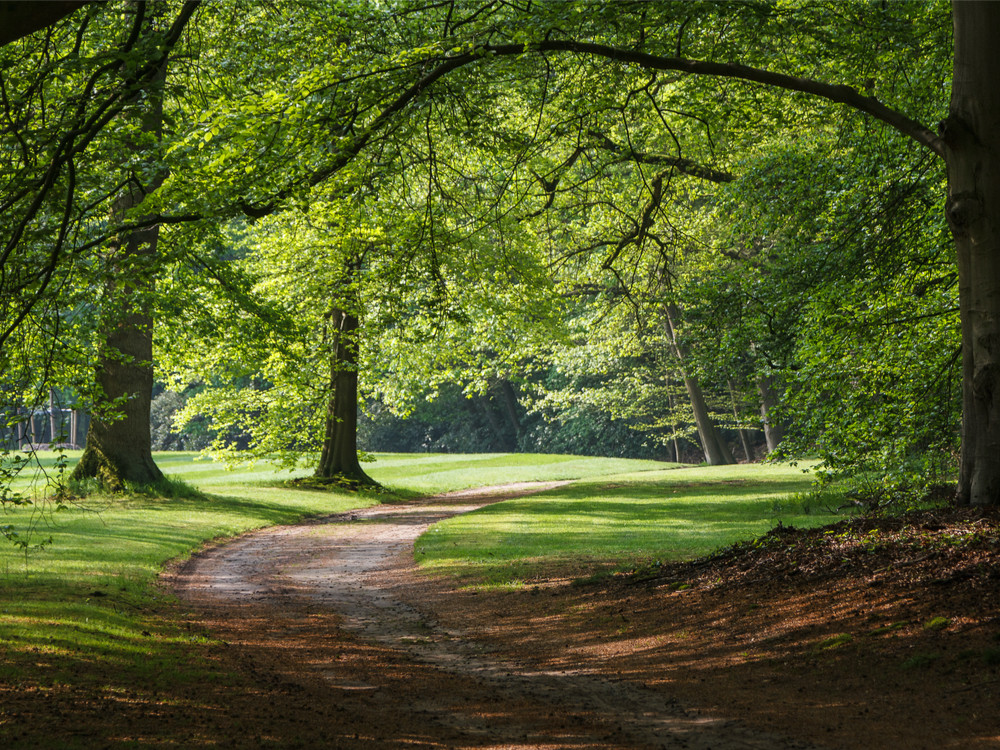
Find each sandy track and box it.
[168,483,824,749]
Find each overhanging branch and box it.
[483,40,944,158]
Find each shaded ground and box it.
[167,482,818,749]
[3,484,999,747]
[423,504,1000,749]
[165,484,1000,749]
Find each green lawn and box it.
[0,451,688,701]
[0,449,837,745]
[413,461,831,586]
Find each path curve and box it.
[168,483,825,749]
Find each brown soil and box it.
[4,483,999,748]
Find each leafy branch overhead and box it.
[0,0,990,505]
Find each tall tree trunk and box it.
[949,1,1000,505]
[315,306,375,486]
[757,375,785,454]
[683,373,736,465]
[497,380,523,447]
[664,304,735,466]
[727,379,754,462]
[73,8,167,490]
[73,295,162,488]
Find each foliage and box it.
[0,0,968,512]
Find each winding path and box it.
[168,483,824,749]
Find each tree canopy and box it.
[6,0,999,507]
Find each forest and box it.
[6,3,1000,747]
[0,0,993,504]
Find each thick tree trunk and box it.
[72,298,163,489]
[664,304,736,466]
[757,375,786,454]
[73,202,164,488]
[315,307,375,486]
[949,1,1000,506]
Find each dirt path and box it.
[168,483,823,749]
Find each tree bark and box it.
[757,375,786,454]
[950,1,1000,505]
[72,293,162,489]
[315,306,375,486]
[664,304,736,466]
[727,379,754,462]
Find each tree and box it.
[664,303,735,465]
[946,1,1000,505]
[72,3,173,489]
[314,253,373,486]
[1,1,200,497]
[509,2,988,501]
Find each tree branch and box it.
[482,40,944,158]
[587,130,734,183]
[0,1,90,47]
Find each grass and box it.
[0,449,840,746]
[412,462,837,586]
[0,451,682,701]
[365,452,675,496]
[0,451,385,740]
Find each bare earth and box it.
[163,483,1000,750]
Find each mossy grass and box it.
[816,633,855,652]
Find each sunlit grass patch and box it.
[414,462,831,585]
[0,450,678,684]
[365,452,680,495]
